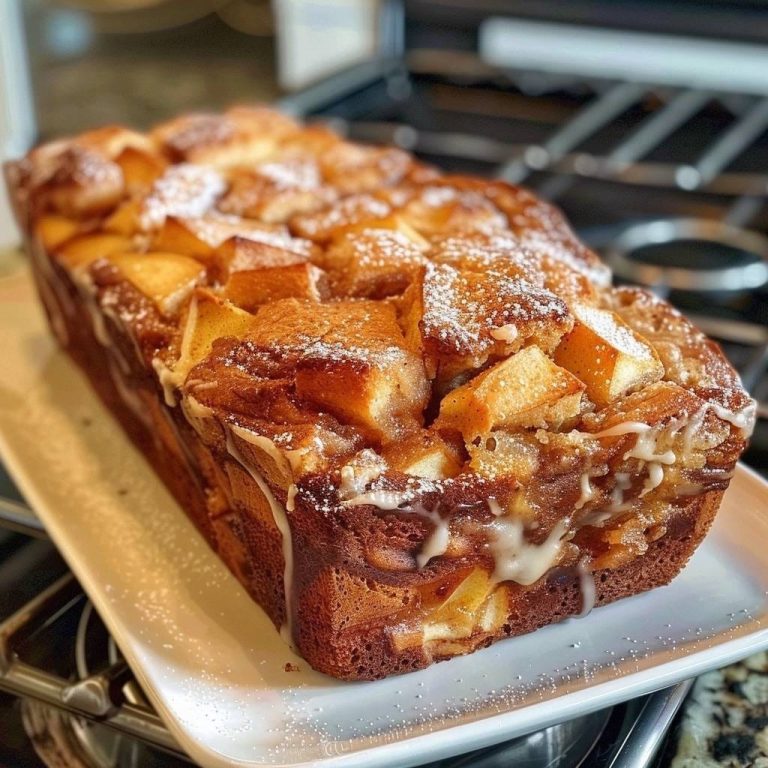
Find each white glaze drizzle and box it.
[338,449,387,500]
[413,506,451,569]
[487,498,504,516]
[575,472,595,510]
[152,358,179,408]
[341,488,412,510]
[179,394,214,437]
[488,515,570,586]
[490,323,519,342]
[577,558,596,617]
[286,484,298,513]
[226,425,294,646]
[710,401,757,439]
[229,428,294,487]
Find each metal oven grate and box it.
[1,51,767,767]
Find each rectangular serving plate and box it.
[1,261,767,768]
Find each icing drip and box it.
[587,420,677,509]
[338,450,387,500]
[153,358,179,408]
[589,421,653,439]
[230,429,294,487]
[32,245,71,344]
[286,484,298,513]
[582,472,632,527]
[180,395,214,437]
[710,401,757,439]
[488,498,504,516]
[226,425,294,647]
[73,273,133,375]
[577,558,596,617]
[682,406,708,458]
[575,472,595,510]
[490,323,519,342]
[341,489,412,510]
[488,515,570,586]
[413,506,450,569]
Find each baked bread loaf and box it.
[5,107,755,680]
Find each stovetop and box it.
[1,52,767,768]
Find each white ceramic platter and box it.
[1,263,768,768]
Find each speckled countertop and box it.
[668,653,768,766]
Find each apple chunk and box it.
[55,233,135,270]
[35,215,80,251]
[436,346,584,440]
[255,300,428,442]
[222,263,327,310]
[381,430,463,479]
[156,289,260,407]
[554,303,663,407]
[175,289,259,375]
[114,145,167,193]
[109,252,205,315]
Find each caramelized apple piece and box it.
[109,252,205,315]
[381,430,463,479]
[583,380,704,433]
[423,568,494,641]
[31,145,124,217]
[150,215,216,259]
[114,145,167,194]
[401,182,507,236]
[218,159,336,223]
[103,199,142,236]
[436,346,585,440]
[152,107,299,167]
[222,263,327,310]
[138,164,226,231]
[554,303,664,407]
[402,263,572,386]
[289,193,392,242]
[429,231,542,285]
[55,233,135,270]
[244,298,429,442]
[319,141,413,194]
[35,215,80,251]
[466,431,540,481]
[170,288,259,385]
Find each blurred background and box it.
[1,2,768,767]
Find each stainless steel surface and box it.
[598,681,694,768]
[0,495,46,538]
[498,81,645,183]
[604,218,768,291]
[0,573,183,754]
[445,708,611,767]
[676,97,768,190]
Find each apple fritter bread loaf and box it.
[5,107,755,680]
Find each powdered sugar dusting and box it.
[140,164,226,230]
[420,262,569,355]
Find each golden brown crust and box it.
[6,106,754,680]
